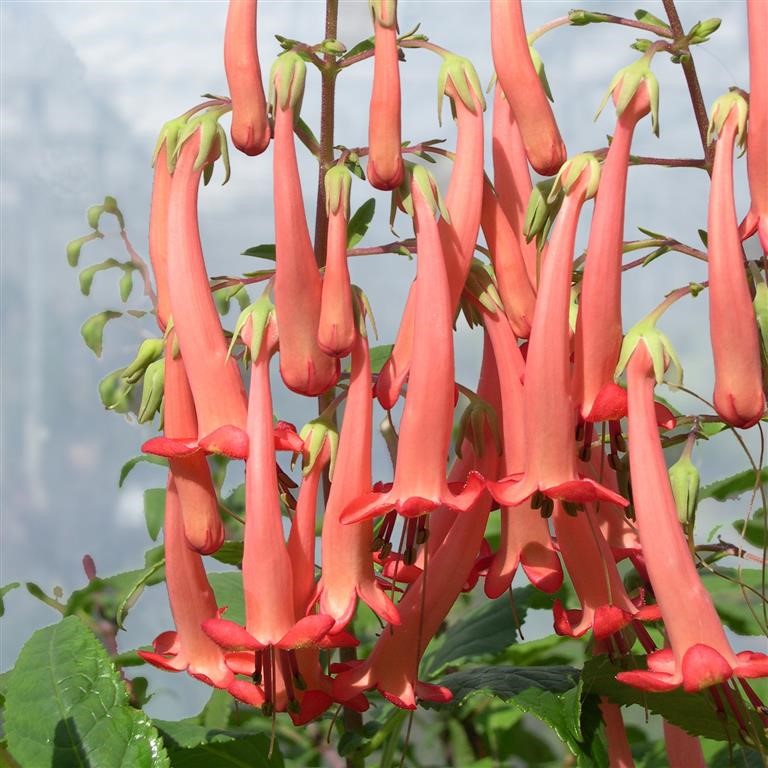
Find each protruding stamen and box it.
[252,649,264,684]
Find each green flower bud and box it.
[122,338,165,385]
[138,359,165,424]
[669,447,700,525]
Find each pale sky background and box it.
[1,0,764,720]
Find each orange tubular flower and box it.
[333,339,500,709]
[315,319,400,632]
[490,0,566,176]
[481,179,536,339]
[492,85,538,284]
[341,168,484,525]
[203,309,336,719]
[154,114,249,459]
[138,476,233,689]
[618,342,768,692]
[663,722,705,768]
[600,700,635,768]
[575,60,657,422]
[746,0,768,251]
[367,0,403,190]
[474,295,561,596]
[271,52,339,395]
[224,0,270,156]
[488,155,627,509]
[707,92,765,429]
[318,166,355,357]
[376,56,485,408]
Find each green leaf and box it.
[581,655,766,746]
[143,488,166,542]
[4,617,170,768]
[369,344,393,374]
[119,267,134,302]
[700,468,768,502]
[634,9,671,29]
[79,258,120,295]
[732,507,767,549]
[209,572,245,626]
[209,541,244,567]
[701,567,767,636]
[637,226,667,240]
[81,310,122,357]
[342,37,374,60]
[0,583,20,618]
[426,588,531,674]
[431,666,604,764]
[119,454,168,487]
[166,735,283,767]
[347,198,376,248]
[241,244,276,260]
[154,719,257,750]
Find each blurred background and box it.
[1,0,761,722]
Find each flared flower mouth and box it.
[340,470,486,524]
[488,474,628,509]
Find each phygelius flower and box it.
[203,303,337,719]
[600,699,634,768]
[575,58,657,422]
[488,155,627,509]
[367,0,404,190]
[376,55,485,408]
[467,281,561,596]
[315,312,400,632]
[706,92,765,429]
[663,721,705,768]
[138,476,233,688]
[147,111,249,460]
[271,52,339,395]
[318,165,355,357]
[490,0,566,176]
[341,167,484,525]
[617,340,768,692]
[224,0,270,156]
[745,0,768,251]
[333,339,500,709]
[492,85,538,284]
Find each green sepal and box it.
[524,179,561,245]
[324,164,352,218]
[455,390,502,460]
[122,338,165,385]
[137,358,165,424]
[749,263,768,361]
[549,153,601,201]
[595,56,660,136]
[528,46,554,103]
[229,293,275,361]
[437,54,485,126]
[687,17,721,45]
[707,91,748,149]
[369,0,397,28]
[98,368,134,414]
[319,38,347,55]
[400,165,450,223]
[615,313,683,386]
[296,418,339,479]
[462,260,504,328]
[269,51,307,115]
[668,441,700,525]
[152,113,191,174]
[568,9,610,26]
[351,284,377,339]
[175,107,231,184]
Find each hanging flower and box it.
[706,91,765,429]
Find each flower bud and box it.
[668,447,700,525]
[122,338,165,385]
[138,359,165,424]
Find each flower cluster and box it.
[105,0,767,745]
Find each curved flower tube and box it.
[148,143,173,331]
[492,85,538,284]
[746,0,768,251]
[316,321,400,632]
[600,699,635,768]
[138,476,233,689]
[575,66,654,422]
[318,165,355,357]
[333,341,500,709]
[271,53,339,395]
[487,155,627,509]
[342,168,484,525]
[707,92,765,429]
[224,0,270,156]
[367,0,403,190]
[164,120,249,457]
[618,342,768,692]
[663,721,705,768]
[478,308,562,597]
[490,0,566,176]
[376,58,485,409]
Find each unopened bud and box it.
[668,448,700,525]
[688,18,721,45]
[137,359,165,424]
[122,338,165,385]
